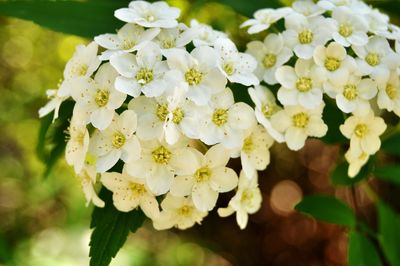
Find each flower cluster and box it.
[242,0,400,177]
[39,1,269,230]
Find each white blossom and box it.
[115,1,180,28]
[248,85,284,142]
[340,111,387,155]
[184,19,227,47]
[276,58,325,109]
[90,110,141,173]
[377,71,400,116]
[246,33,292,85]
[70,63,126,130]
[218,171,262,229]
[214,38,259,86]
[344,147,369,177]
[153,194,207,230]
[200,88,257,149]
[283,13,335,59]
[77,164,105,208]
[170,144,238,211]
[95,24,159,60]
[241,7,292,34]
[101,170,159,218]
[270,104,328,151]
[110,41,169,97]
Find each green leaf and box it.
[208,0,282,17]
[348,230,381,266]
[377,202,400,266]
[330,157,375,186]
[321,98,347,144]
[374,165,400,186]
[89,188,146,266]
[381,133,400,156]
[295,195,356,227]
[0,0,127,38]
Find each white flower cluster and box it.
[39,1,270,230]
[242,0,400,177]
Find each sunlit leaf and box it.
[0,0,127,38]
[374,165,400,186]
[295,195,356,227]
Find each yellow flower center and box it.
[162,39,176,49]
[262,54,277,68]
[298,30,313,44]
[223,63,235,75]
[241,190,254,205]
[366,53,380,66]
[146,13,155,22]
[172,107,184,124]
[156,104,169,121]
[129,182,146,196]
[354,123,368,138]
[121,39,136,50]
[386,84,397,100]
[212,108,228,126]
[292,112,309,128]
[177,205,193,217]
[324,57,341,71]
[95,90,109,107]
[135,68,154,84]
[73,64,88,76]
[194,167,211,183]
[339,24,353,37]
[151,145,172,164]
[185,68,203,86]
[343,84,358,100]
[242,136,253,154]
[296,77,312,92]
[261,103,276,118]
[112,131,126,149]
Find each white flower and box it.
[63,41,101,80]
[125,138,195,195]
[90,110,141,173]
[340,111,387,155]
[163,90,206,144]
[276,59,325,109]
[70,63,126,130]
[214,38,259,86]
[200,88,257,149]
[38,87,68,121]
[170,144,238,211]
[248,85,284,142]
[292,0,325,17]
[153,194,207,230]
[115,1,180,28]
[241,7,292,34]
[270,104,328,151]
[246,33,293,85]
[318,0,370,12]
[154,23,192,52]
[283,14,335,59]
[364,8,390,35]
[377,71,400,116]
[77,164,105,208]
[95,24,160,60]
[110,41,169,97]
[218,171,262,230]
[101,171,159,218]
[313,42,356,86]
[331,6,368,47]
[165,46,227,105]
[237,125,274,179]
[184,19,227,47]
[65,113,90,174]
[344,147,369,177]
[334,72,377,115]
[353,36,400,84]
